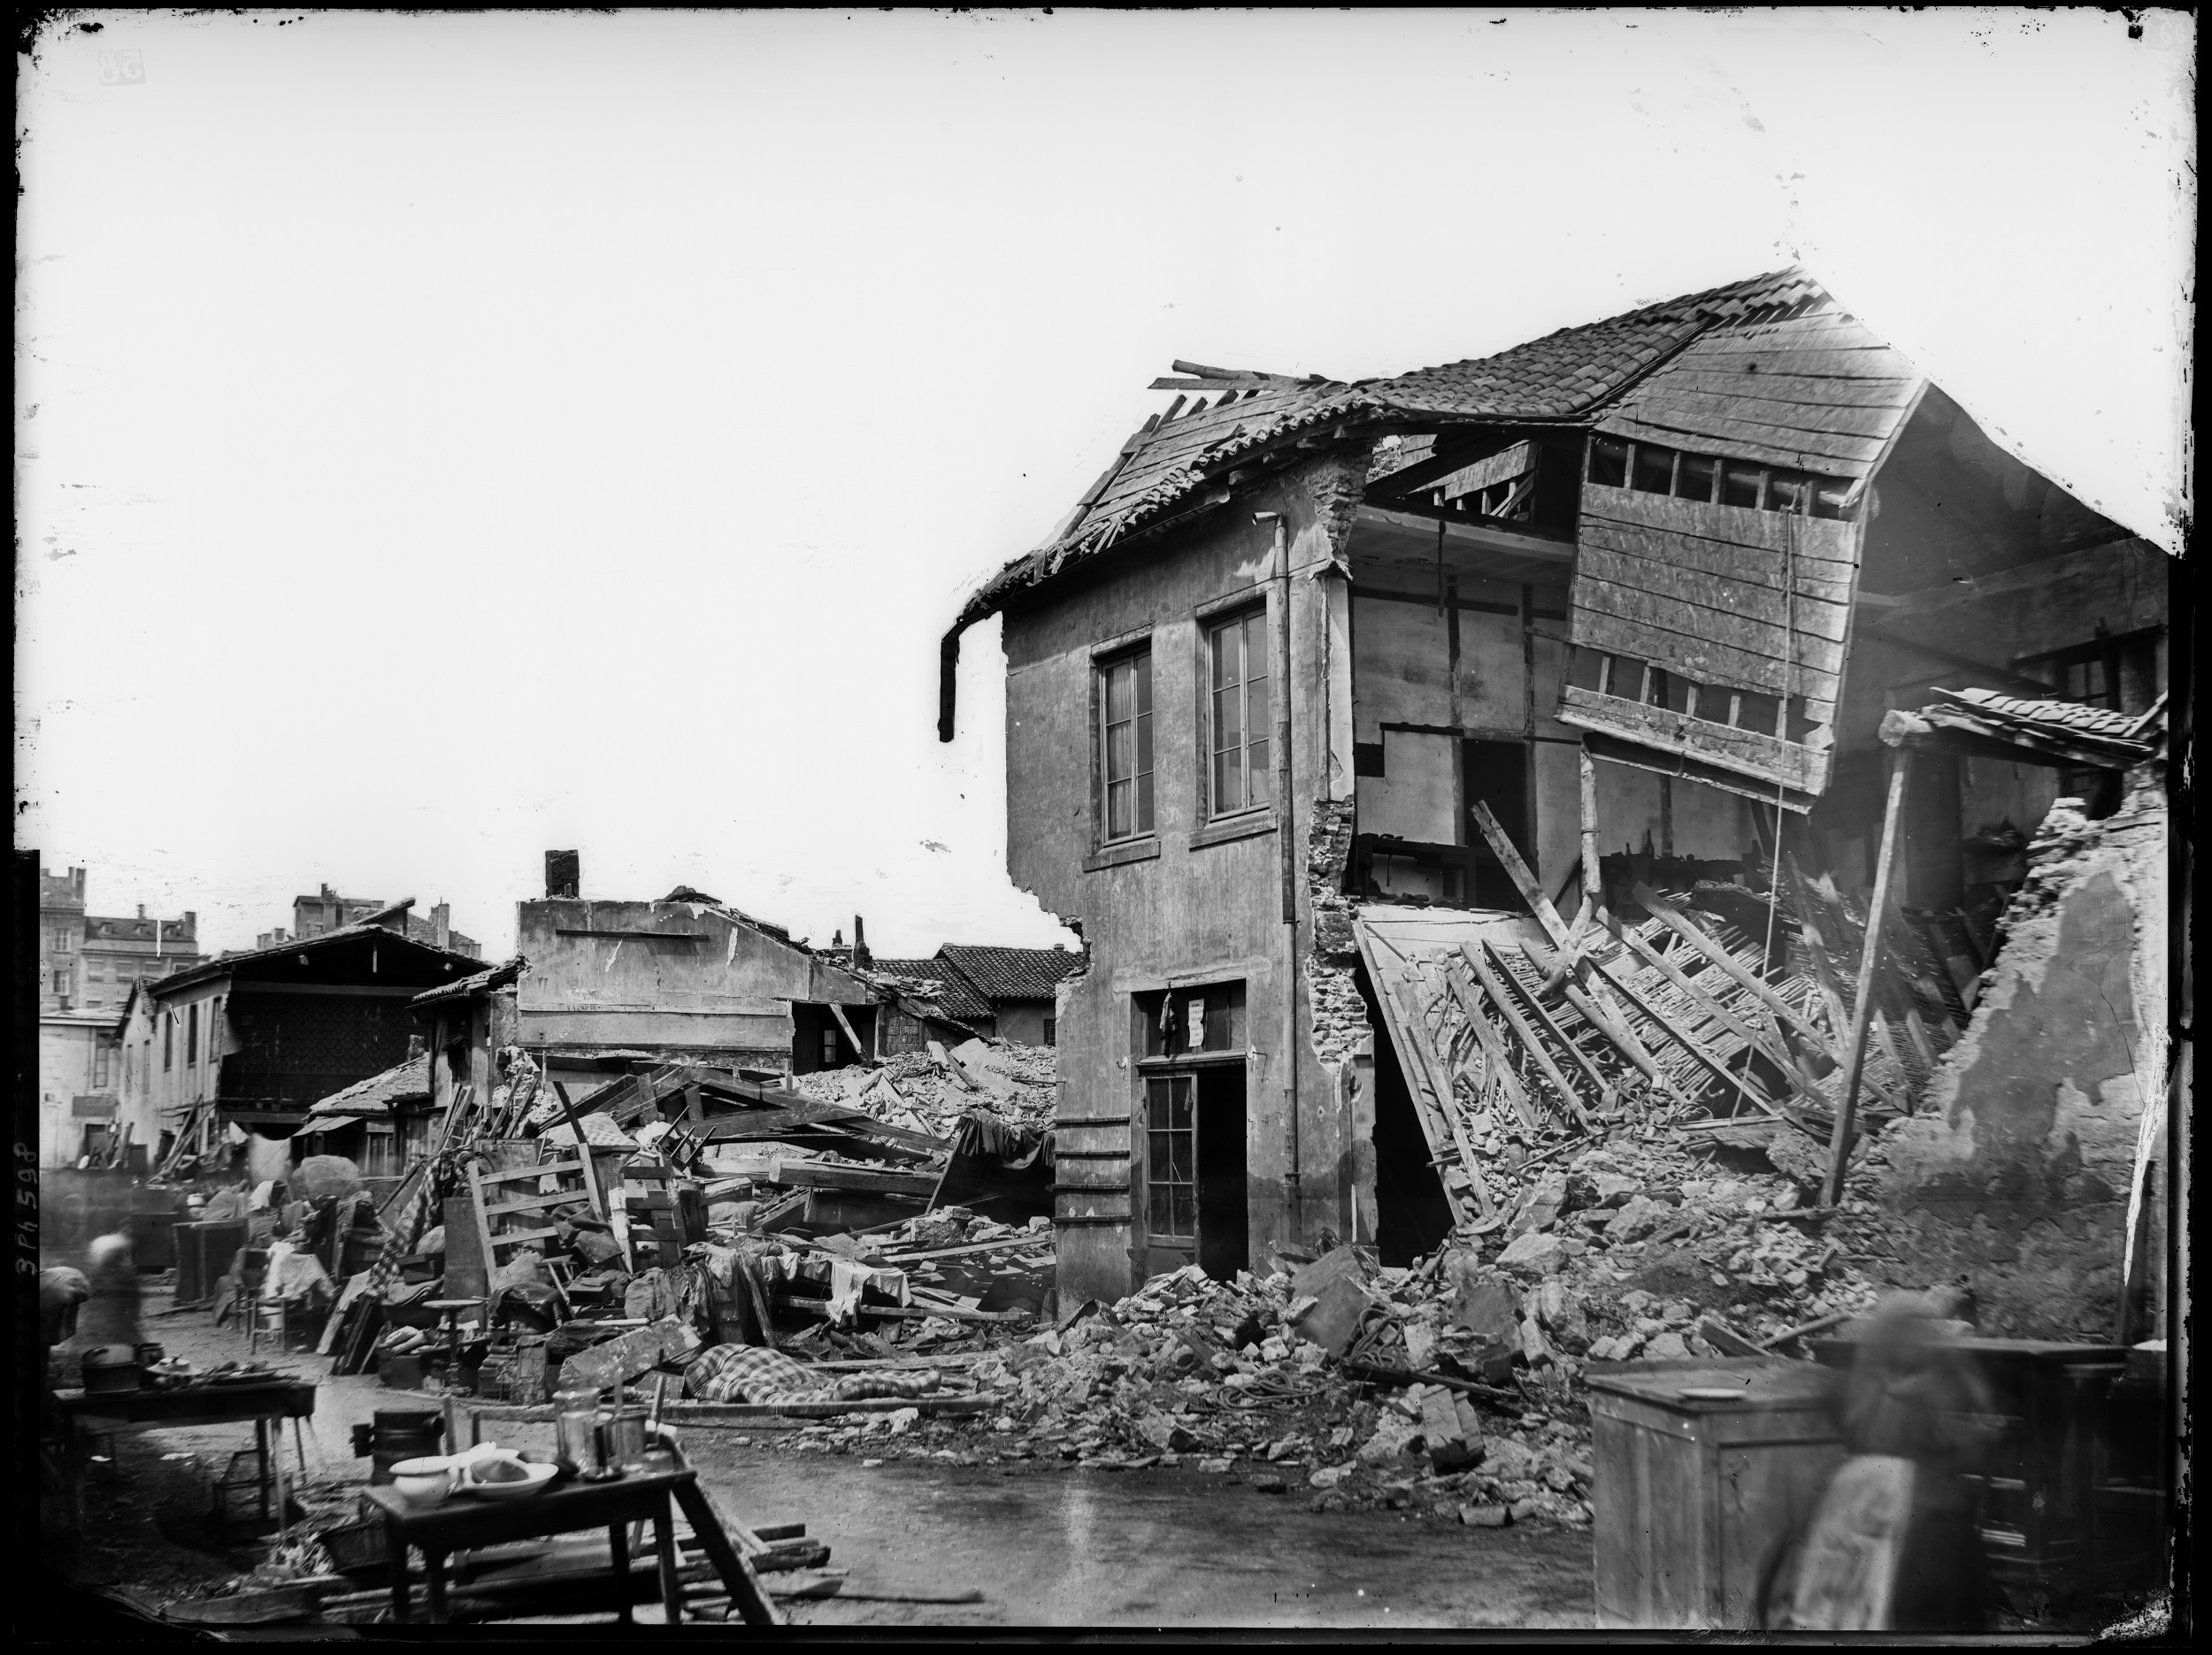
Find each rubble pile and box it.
[726,1119,1901,1529]
[790,1040,1056,1138]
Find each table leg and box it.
[270,1417,290,1533]
[609,1523,633,1626]
[424,1546,450,1625]
[255,1420,273,1527]
[654,1498,682,1625]
[65,1423,88,1536]
[388,1528,411,1625]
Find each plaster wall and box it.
[515,899,870,1059]
[1004,459,1363,1304]
[1873,791,2165,1338]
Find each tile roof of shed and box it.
[411,956,526,1009]
[308,1058,433,1118]
[868,957,995,1023]
[935,944,1085,1003]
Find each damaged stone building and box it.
[940,269,2173,1315]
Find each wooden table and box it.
[362,1462,752,1627]
[54,1379,317,1537]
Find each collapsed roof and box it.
[940,269,1858,739]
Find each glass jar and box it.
[553,1385,602,1474]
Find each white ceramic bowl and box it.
[389,1457,457,1506]
[465,1457,558,1499]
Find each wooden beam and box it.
[1825,752,1911,1207]
[1436,962,1543,1131]
[1465,944,1592,1128]
[1359,939,1492,1223]
[1487,939,1609,1100]
[1582,935,1782,1117]
[1599,910,1799,1082]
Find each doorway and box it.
[1463,738,1532,909]
[1142,1066,1249,1282]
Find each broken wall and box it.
[1872,786,2167,1339]
[1001,456,1368,1305]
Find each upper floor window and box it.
[187,1002,199,1063]
[1099,647,1155,842]
[1588,433,1852,520]
[164,1012,173,1070]
[1208,609,1271,818]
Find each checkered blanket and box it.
[682,1343,941,1405]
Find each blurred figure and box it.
[1763,1291,1998,1631]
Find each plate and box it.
[1678,1387,1748,1401]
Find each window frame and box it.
[1094,640,1156,847]
[1203,604,1273,823]
[1143,1073,1197,1242]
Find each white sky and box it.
[18,9,2193,961]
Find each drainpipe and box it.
[1256,511,1302,1223]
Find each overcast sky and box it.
[18,9,2193,961]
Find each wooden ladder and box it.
[467,1140,605,1282]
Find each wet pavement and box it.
[685,1439,1595,1628]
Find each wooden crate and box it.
[1586,1359,1843,1629]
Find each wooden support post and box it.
[1578,741,1601,930]
[1824,751,1912,1207]
[552,1084,606,1218]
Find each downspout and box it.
[1256,511,1301,1220]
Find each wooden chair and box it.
[616,1162,703,1274]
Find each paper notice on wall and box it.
[1187,999,1206,1048]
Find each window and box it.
[164,1013,173,1070]
[1099,647,1155,842]
[1208,610,1271,817]
[93,1039,112,1091]
[50,927,75,953]
[821,1027,841,1067]
[1041,1015,1056,1048]
[187,1002,198,1063]
[1589,434,1849,519]
[1145,1075,1196,1241]
[51,969,71,998]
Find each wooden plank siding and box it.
[1571,484,1856,711]
[1556,685,1829,796]
[1594,311,1923,480]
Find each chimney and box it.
[545,849,580,900]
[320,884,336,903]
[136,905,146,919]
[852,916,872,971]
[831,928,844,948]
[433,902,451,949]
[181,911,196,933]
[73,868,86,900]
